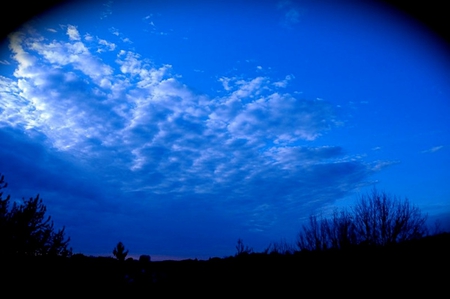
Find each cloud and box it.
[8,31,36,78]
[371,160,400,171]
[273,74,293,88]
[277,0,292,9]
[84,33,94,41]
[101,1,113,20]
[97,38,116,52]
[265,146,344,167]
[109,27,120,36]
[3,30,119,156]
[66,25,81,40]
[21,32,113,84]
[218,77,232,91]
[227,93,336,144]
[277,0,303,28]
[422,146,444,153]
[0,76,37,128]
[285,9,300,25]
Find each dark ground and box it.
[1,233,449,296]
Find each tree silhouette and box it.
[0,174,72,257]
[297,189,428,251]
[0,175,11,250]
[264,238,296,254]
[235,238,253,256]
[113,241,129,261]
[297,209,358,251]
[352,189,427,246]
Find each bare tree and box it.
[352,189,427,246]
[297,213,330,251]
[297,189,428,251]
[297,209,357,251]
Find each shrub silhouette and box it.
[139,254,151,263]
[235,238,253,256]
[297,189,428,251]
[113,241,129,261]
[0,174,71,257]
[264,238,296,255]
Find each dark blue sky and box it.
[0,0,449,260]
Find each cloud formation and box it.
[0,23,381,257]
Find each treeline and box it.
[1,172,449,294]
[2,233,449,295]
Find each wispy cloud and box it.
[422,146,444,153]
[101,1,113,20]
[371,160,400,171]
[285,9,300,25]
[109,27,120,36]
[108,27,132,43]
[142,14,169,36]
[277,0,303,28]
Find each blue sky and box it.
[0,0,449,260]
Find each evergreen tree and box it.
[113,241,129,261]
[0,174,71,257]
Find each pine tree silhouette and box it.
[113,241,129,261]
